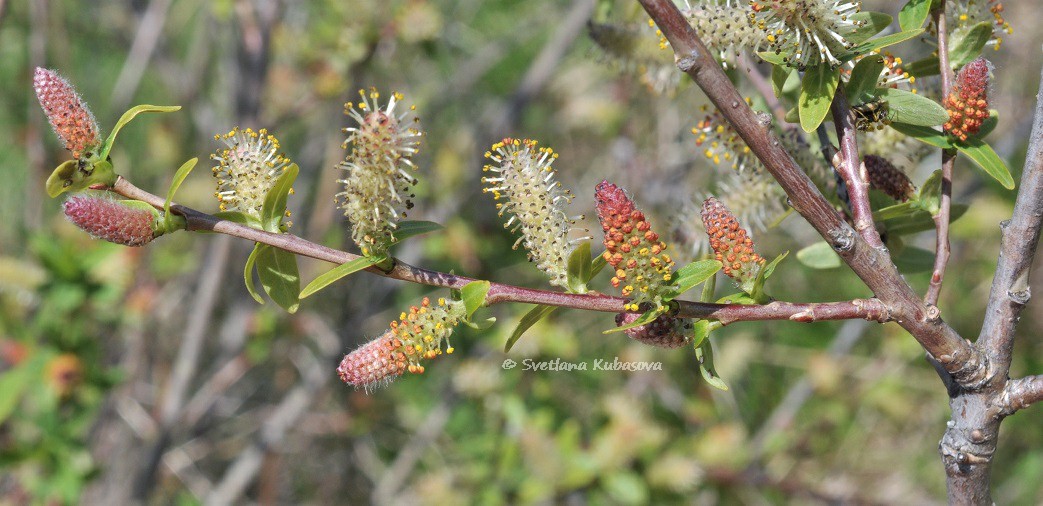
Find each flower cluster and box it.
[211,127,293,219]
[943,57,991,142]
[615,312,692,348]
[337,88,422,256]
[701,197,765,289]
[595,181,674,311]
[864,155,915,202]
[750,0,864,69]
[338,297,464,390]
[482,138,580,288]
[63,193,157,247]
[682,1,763,68]
[878,52,916,91]
[693,102,756,172]
[950,0,1011,51]
[33,67,100,159]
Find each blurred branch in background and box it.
[109,0,174,113]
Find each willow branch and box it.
[998,375,1043,415]
[109,177,888,325]
[638,0,987,387]
[830,88,882,248]
[977,55,1043,376]
[926,1,957,306]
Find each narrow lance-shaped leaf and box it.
[566,241,592,294]
[165,158,198,227]
[100,105,181,160]
[261,163,299,233]
[300,255,384,299]
[955,138,1014,190]
[504,304,558,353]
[461,280,491,319]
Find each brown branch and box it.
[926,1,957,306]
[638,0,986,387]
[998,375,1043,415]
[109,177,888,325]
[831,87,882,248]
[977,54,1043,377]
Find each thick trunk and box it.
[941,390,1002,505]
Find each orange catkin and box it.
[943,57,991,142]
[701,197,764,288]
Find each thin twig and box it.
[830,87,882,249]
[109,177,890,325]
[977,51,1043,377]
[926,1,957,306]
[638,0,986,387]
[998,375,1043,415]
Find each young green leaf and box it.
[99,104,181,160]
[604,309,660,334]
[212,211,257,227]
[461,280,491,319]
[898,0,931,31]
[771,64,793,98]
[463,317,497,331]
[695,340,728,391]
[504,304,558,352]
[45,158,117,198]
[665,260,722,299]
[757,51,788,66]
[955,138,1014,189]
[762,251,789,280]
[389,220,444,244]
[243,243,265,305]
[689,320,711,349]
[796,242,842,269]
[165,158,198,226]
[872,201,918,221]
[300,255,383,299]
[948,22,993,69]
[918,170,944,215]
[799,65,840,133]
[260,163,299,233]
[884,204,968,235]
[878,88,949,126]
[973,110,999,139]
[846,12,893,44]
[846,29,924,58]
[889,123,953,149]
[846,56,886,104]
[567,242,592,294]
[904,55,941,78]
[590,250,608,280]
[750,251,788,303]
[255,245,301,313]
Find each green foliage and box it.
[664,259,721,300]
[898,0,932,31]
[504,304,557,352]
[796,242,842,270]
[798,65,839,133]
[566,241,593,294]
[300,255,384,299]
[877,88,948,127]
[948,22,994,69]
[99,105,181,160]
[255,245,301,313]
[460,280,491,319]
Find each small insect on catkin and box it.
[701,197,765,290]
[33,67,101,159]
[63,194,157,247]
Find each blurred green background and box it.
[2,0,1043,503]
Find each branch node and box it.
[924,304,942,323]
[676,51,699,73]
[1008,287,1031,305]
[827,227,855,253]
